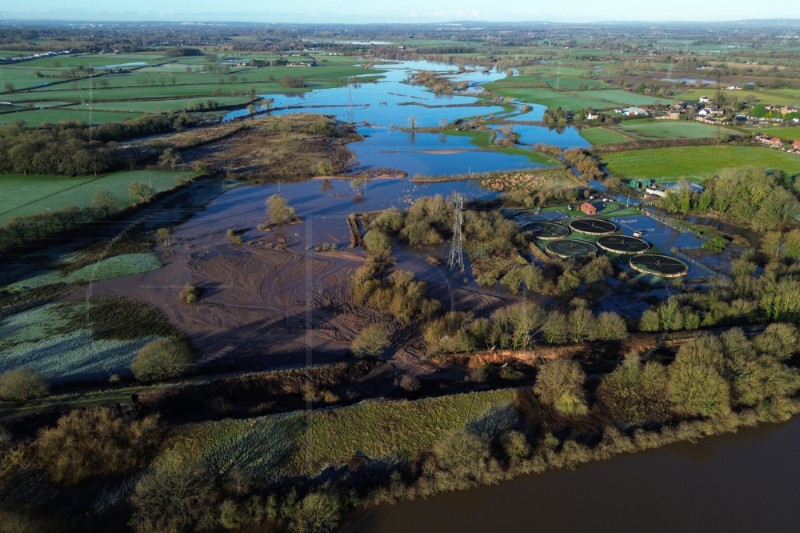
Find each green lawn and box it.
[602,145,800,180]
[618,120,739,140]
[580,127,633,145]
[0,170,195,224]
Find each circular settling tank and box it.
[596,235,650,254]
[523,221,570,240]
[546,239,598,259]
[630,254,689,278]
[569,218,617,236]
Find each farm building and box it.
[793,140,800,153]
[580,202,598,215]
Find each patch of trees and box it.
[542,106,569,127]
[423,300,628,355]
[639,253,800,332]
[163,47,202,57]
[280,75,306,88]
[0,112,204,176]
[352,265,440,324]
[34,406,163,485]
[657,167,800,231]
[562,148,604,181]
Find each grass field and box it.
[0,302,158,383]
[618,120,738,140]
[747,126,800,141]
[577,89,676,107]
[0,170,195,224]
[170,389,518,479]
[602,145,800,180]
[6,253,161,290]
[580,127,633,145]
[0,107,143,126]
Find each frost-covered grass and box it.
[6,253,160,290]
[0,302,161,383]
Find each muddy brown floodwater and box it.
[341,416,800,533]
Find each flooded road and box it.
[342,416,800,533]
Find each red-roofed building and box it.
[792,140,800,152]
[580,202,598,216]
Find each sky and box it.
[2,0,800,23]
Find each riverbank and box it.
[343,408,800,533]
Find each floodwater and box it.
[222,60,590,176]
[341,416,800,533]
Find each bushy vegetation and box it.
[398,195,452,245]
[657,167,799,231]
[351,325,390,358]
[0,368,48,401]
[266,194,297,226]
[533,359,589,416]
[131,338,193,382]
[352,266,440,324]
[178,283,200,304]
[35,407,162,485]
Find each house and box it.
[580,202,598,216]
[792,140,800,153]
[768,137,783,148]
[699,96,712,104]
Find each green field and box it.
[0,170,195,224]
[747,126,800,141]
[488,87,618,112]
[618,120,739,140]
[577,89,676,107]
[0,107,143,126]
[171,388,518,478]
[7,253,161,290]
[0,302,158,383]
[580,127,633,145]
[602,145,800,180]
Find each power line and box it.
[448,192,464,273]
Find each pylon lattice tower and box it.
[448,193,464,272]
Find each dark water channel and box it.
[341,416,800,533]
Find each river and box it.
[341,416,800,533]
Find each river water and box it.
[342,416,800,533]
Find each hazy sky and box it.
[3,0,800,23]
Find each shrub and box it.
[668,337,731,418]
[534,359,588,416]
[597,360,669,426]
[500,430,530,464]
[362,228,392,262]
[130,452,218,533]
[178,283,200,304]
[423,312,476,355]
[226,227,243,244]
[131,338,193,382]
[292,492,341,533]
[590,312,628,341]
[0,368,48,401]
[433,431,491,480]
[266,194,296,226]
[351,325,390,358]
[35,407,162,485]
